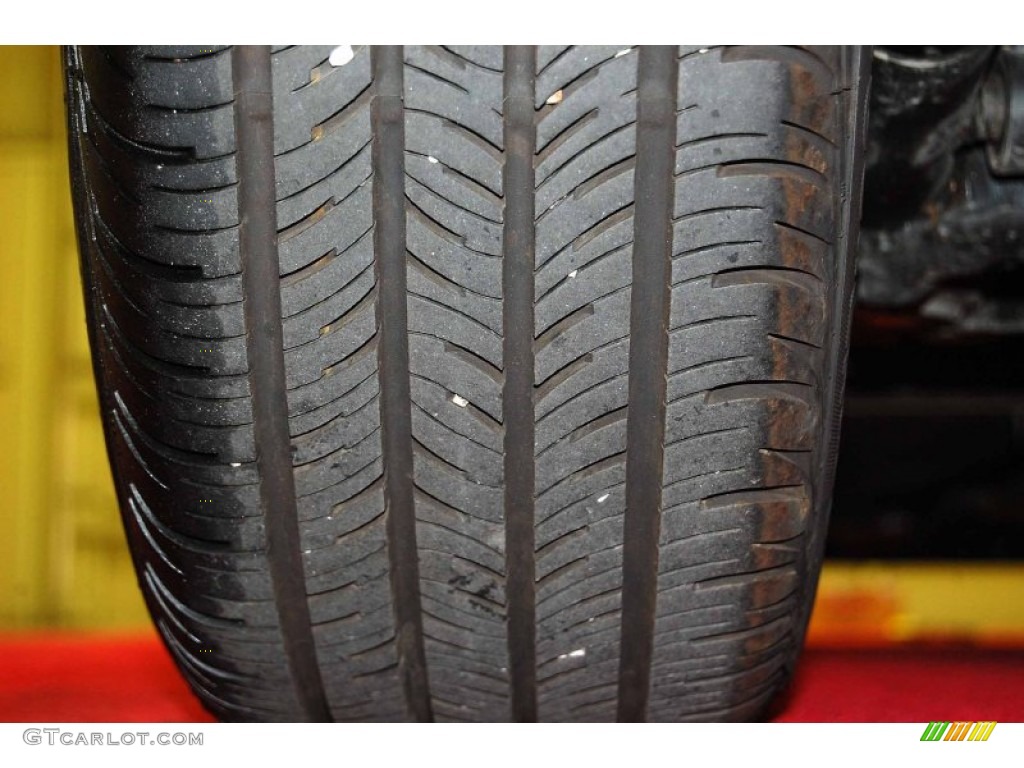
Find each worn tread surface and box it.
[67,44,867,722]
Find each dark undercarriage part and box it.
[859,46,1024,335]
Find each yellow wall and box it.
[0,46,147,629]
[809,562,1024,648]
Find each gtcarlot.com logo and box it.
[920,722,997,742]
[23,729,203,746]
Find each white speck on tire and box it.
[597,493,609,503]
[427,155,439,164]
[546,89,563,105]
[329,45,355,67]
[451,394,469,407]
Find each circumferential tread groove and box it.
[69,44,864,724]
[232,45,331,723]
[502,45,539,723]
[616,46,678,722]
[372,45,433,723]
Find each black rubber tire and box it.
[65,45,869,722]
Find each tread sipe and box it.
[65,44,869,722]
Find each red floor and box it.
[0,633,1021,722]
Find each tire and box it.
[65,45,869,722]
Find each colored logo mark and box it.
[921,722,997,741]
